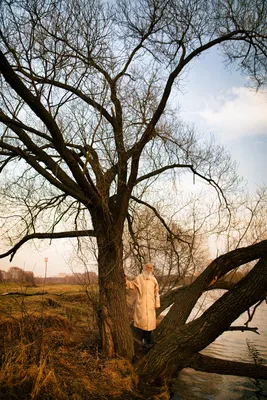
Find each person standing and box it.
[125,263,160,347]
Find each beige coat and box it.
[126,273,160,331]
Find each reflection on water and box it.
[172,369,267,400]
[172,292,267,399]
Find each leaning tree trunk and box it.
[135,254,267,382]
[92,210,134,360]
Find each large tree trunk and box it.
[93,210,134,360]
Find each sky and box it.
[175,49,267,190]
[0,48,266,277]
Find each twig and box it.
[227,326,259,334]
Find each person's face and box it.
[145,264,153,273]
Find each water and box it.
[171,292,267,399]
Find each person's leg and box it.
[146,330,154,344]
[135,327,144,341]
[141,330,148,347]
[141,330,154,346]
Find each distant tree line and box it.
[35,271,98,285]
[0,266,35,286]
[0,266,98,286]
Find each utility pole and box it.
[44,257,48,279]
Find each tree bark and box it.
[1,292,48,296]
[93,209,134,360]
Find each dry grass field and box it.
[0,283,142,400]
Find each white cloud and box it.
[196,87,267,139]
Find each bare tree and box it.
[124,201,210,291]
[225,186,267,251]
[0,0,267,385]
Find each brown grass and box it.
[0,283,169,400]
[0,283,142,400]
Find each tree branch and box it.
[156,240,267,337]
[0,50,100,202]
[135,163,230,210]
[138,30,247,150]
[130,195,191,245]
[227,326,259,334]
[207,280,235,291]
[0,50,64,149]
[0,230,96,262]
[0,124,90,204]
[156,280,236,317]
[189,353,267,380]
[126,212,146,266]
[156,286,187,316]
[135,164,193,185]
[12,70,115,127]
[0,110,51,140]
